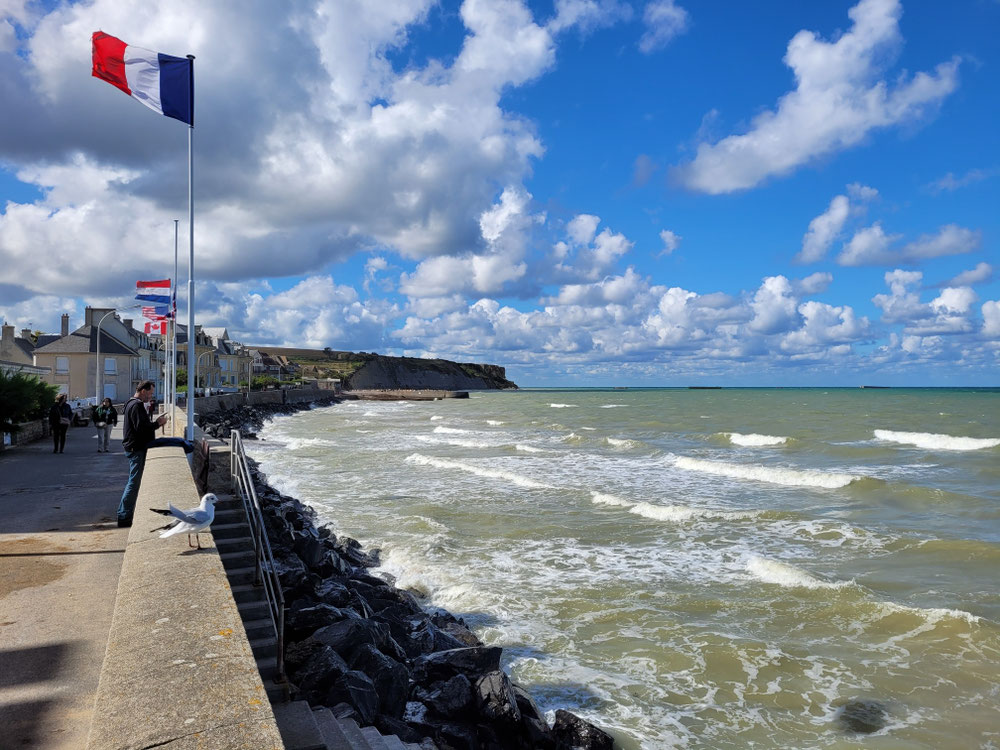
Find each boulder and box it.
[413,646,503,685]
[284,602,350,642]
[314,579,352,608]
[475,671,521,725]
[350,643,410,718]
[552,710,614,750]
[325,669,379,726]
[837,699,887,734]
[283,640,349,704]
[311,617,381,661]
[413,673,473,719]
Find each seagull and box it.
[150,493,217,549]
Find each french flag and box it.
[136,279,172,305]
[92,32,193,126]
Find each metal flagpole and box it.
[185,55,196,442]
[172,219,179,433]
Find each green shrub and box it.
[0,370,59,434]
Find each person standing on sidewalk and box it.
[48,394,72,454]
[117,381,167,527]
[92,397,118,453]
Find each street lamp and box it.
[95,305,140,404]
[195,350,213,396]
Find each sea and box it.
[246,387,1000,749]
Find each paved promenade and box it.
[0,423,128,749]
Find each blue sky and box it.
[0,0,997,386]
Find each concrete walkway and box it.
[0,423,129,749]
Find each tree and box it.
[0,370,59,435]
[176,368,187,386]
[250,375,279,391]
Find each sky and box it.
[0,0,998,386]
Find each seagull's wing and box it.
[167,503,202,524]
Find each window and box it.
[104,383,117,400]
[104,357,117,374]
[56,356,69,374]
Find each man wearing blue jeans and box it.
[116,380,192,527]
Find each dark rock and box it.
[311,617,380,661]
[314,579,352,607]
[414,673,473,718]
[552,710,614,750]
[434,722,479,750]
[375,714,425,744]
[838,699,888,734]
[437,620,482,648]
[284,640,349,704]
[285,603,349,642]
[330,702,358,720]
[350,643,410,718]
[325,669,379,726]
[413,646,503,685]
[475,671,521,725]
[294,534,326,568]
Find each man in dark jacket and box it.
[116,381,168,527]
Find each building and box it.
[0,324,39,367]
[31,310,163,401]
[173,325,252,391]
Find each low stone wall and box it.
[189,387,323,415]
[85,444,283,749]
[1,418,48,450]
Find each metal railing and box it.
[230,429,286,683]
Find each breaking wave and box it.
[874,429,1000,452]
[724,432,789,447]
[405,453,552,489]
[745,555,854,590]
[674,456,859,488]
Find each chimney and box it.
[21,328,32,341]
[61,314,70,337]
[2,324,13,348]
[123,319,134,330]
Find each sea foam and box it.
[434,426,472,434]
[590,491,633,507]
[629,502,760,523]
[549,403,578,408]
[724,432,788,447]
[874,429,1000,451]
[675,456,859,488]
[405,453,552,489]
[745,555,853,590]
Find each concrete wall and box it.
[85,444,283,749]
[189,386,329,415]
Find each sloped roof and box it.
[34,326,137,356]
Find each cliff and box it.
[346,356,517,391]
[253,347,518,391]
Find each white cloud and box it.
[566,214,600,246]
[547,0,631,35]
[982,301,1000,337]
[794,272,833,295]
[926,167,999,194]
[675,0,959,193]
[797,194,849,263]
[638,0,689,54]
[939,262,993,288]
[748,275,799,335]
[838,223,979,266]
[659,229,681,255]
[846,183,879,201]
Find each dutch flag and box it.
[136,279,172,305]
[92,31,193,126]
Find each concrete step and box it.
[265,680,289,704]
[211,521,251,539]
[338,718,375,750]
[249,635,277,658]
[360,726,388,749]
[237,598,270,621]
[382,734,407,749]
[214,535,254,550]
[241,616,276,640]
[219,547,255,565]
[225,564,260,585]
[213,507,247,522]
[272,700,326,750]
[312,708,353,750]
[230,583,268,604]
[256,653,279,683]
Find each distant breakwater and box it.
[200,401,615,750]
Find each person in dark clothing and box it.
[92,397,118,453]
[116,381,169,526]
[48,394,72,453]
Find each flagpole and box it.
[172,219,179,434]
[185,55,195,442]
